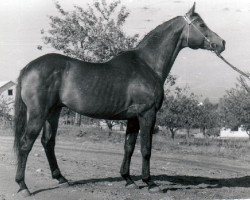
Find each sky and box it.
[0,0,250,102]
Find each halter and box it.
[183,14,211,46]
[184,15,250,81]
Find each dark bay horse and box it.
[14,3,225,196]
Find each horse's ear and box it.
[187,2,196,16]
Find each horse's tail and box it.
[14,69,27,157]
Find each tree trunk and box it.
[186,128,190,138]
[74,113,81,126]
[66,112,69,125]
[120,123,124,131]
[186,128,190,145]
[170,128,175,141]
[247,132,250,140]
[202,127,206,137]
[106,120,113,136]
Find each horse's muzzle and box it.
[211,39,226,55]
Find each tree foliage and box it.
[219,79,250,133]
[197,98,220,137]
[39,0,139,62]
[157,86,221,139]
[157,87,200,139]
[0,96,13,124]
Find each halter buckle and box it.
[183,15,194,25]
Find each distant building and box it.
[0,81,16,116]
[220,126,249,138]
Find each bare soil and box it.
[1,129,250,200]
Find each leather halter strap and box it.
[183,14,211,46]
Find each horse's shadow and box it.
[32,174,250,195]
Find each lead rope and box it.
[217,54,250,80]
[183,15,250,80]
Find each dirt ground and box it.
[1,131,250,200]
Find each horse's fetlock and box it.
[52,169,61,179]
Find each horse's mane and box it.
[136,16,181,49]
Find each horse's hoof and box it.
[148,185,162,193]
[58,182,69,188]
[17,189,31,197]
[125,182,139,189]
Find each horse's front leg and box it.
[139,108,161,193]
[120,118,139,188]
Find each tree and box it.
[39,0,139,61]
[39,0,139,127]
[157,94,181,140]
[196,98,220,137]
[219,78,250,138]
[0,96,13,125]
[157,87,200,140]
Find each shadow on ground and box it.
[32,175,250,195]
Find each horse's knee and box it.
[41,124,54,148]
[41,135,54,147]
[125,143,135,155]
[19,136,37,152]
[141,147,151,160]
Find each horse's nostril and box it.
[211,43,217,49]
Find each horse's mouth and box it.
[214,46,226,56]
[211,42,226,55]
[204,40,225,55]
[214,49,222,56]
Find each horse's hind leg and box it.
[120,117,139,188]
[41,108,68,186]
[15,111,45,196]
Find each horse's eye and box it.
[200,23,205,28]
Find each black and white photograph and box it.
[0,0,250,199]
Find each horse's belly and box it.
[60,88,152,120]
[60,84,132,119]
[77,102,147,120]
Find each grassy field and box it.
[53,124,250,162]
[1,124,250,199]
[2,123,250,161]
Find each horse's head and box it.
[182,3,225,55]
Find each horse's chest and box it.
[127,80,164,112]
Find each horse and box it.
[14,3,225,197]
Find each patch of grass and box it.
[56,125,250,160]
[57,124,125,143]
[2,122,250,160]
[0,120,13,135]
[153,133,250,160]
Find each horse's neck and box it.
[136,17,185,83]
